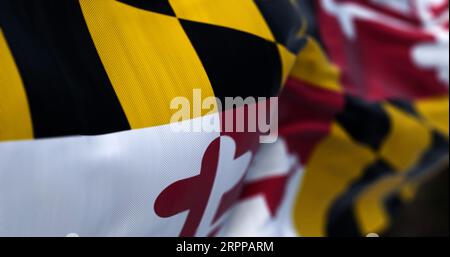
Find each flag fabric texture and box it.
[0,0,448,236]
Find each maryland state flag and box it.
[0,0,448,237]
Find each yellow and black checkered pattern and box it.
[294,94,449,236]
[283,36,449,237]
[0,0,307,142]
[1,0,449,237]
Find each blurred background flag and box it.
[0,0,448,237]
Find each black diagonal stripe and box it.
[337,95,392,151]
[254,0,307,53]
[326,160,395,236]
[388,99,421,118]
[407,131,449,179]
[0,0,130,138]
[180,19,282,105]
[117,0,175,16]
[385,194,403,221]
[382,131,449,234]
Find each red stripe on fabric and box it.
[240,175,290,217]
[279,77,344,164]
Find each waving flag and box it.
[0,0,448,237]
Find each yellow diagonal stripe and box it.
[289,38,341,92]
[277,44,297,86]
[380,104,432,172]
[80,0,216,129]
[294,123,376,236]
[169,0,275,41]
[0,29,33,142]
[416,96,449,136]
[355,175,403,234]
